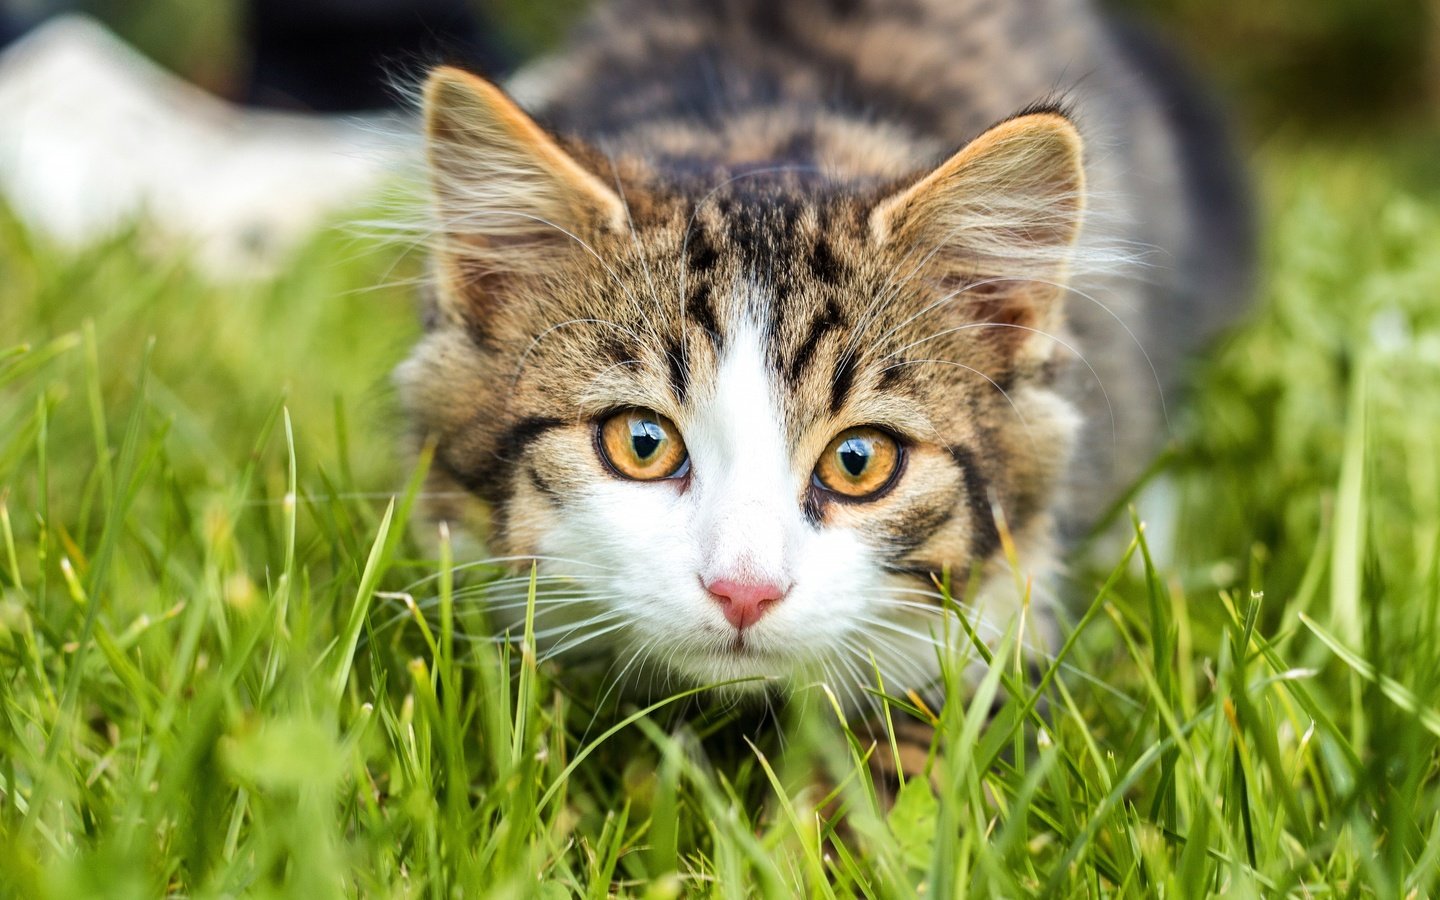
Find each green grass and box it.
[3,135,1440,897]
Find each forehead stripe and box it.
[502,416,566,460]
[786,298,845,383]
[665,337,690,404]
[828,352,859,414]
[807,237,846,283]
[686,282,723,350]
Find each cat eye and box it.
[813,427,903,500]
[597,409,690,481]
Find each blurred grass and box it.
[4,0,1440,895]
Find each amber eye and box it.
[597,409,689,480]
[813,427,902,499]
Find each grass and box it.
[2,133,1440,897]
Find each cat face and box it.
[397,69,1085,697]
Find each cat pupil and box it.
[839,439,870,478]
[630,420,664,461]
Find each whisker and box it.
[839,234,949,368]
[447,208,646,312]
[876,357,1035,448]
[840,633,935,696]
[395,555,617,592]
[827,651,875,721]
[537,619,632,663]
[584,635,658,741]
[510,316,658,394]
[478,594,620,612]
[882,319,1117,456]
[1008,275,1173,434]
[388,586,593,611]
[235,490,475,507]
[481,610,627,644]
[367,592,617,640]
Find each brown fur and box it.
[397,0,1251,691]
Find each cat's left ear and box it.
[870,112,1085,352]
[422,67,627,279]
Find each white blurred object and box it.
[0,14,408,275]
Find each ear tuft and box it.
[870,112,1087,357]
[423,66,626,274]
[871,112,1085,266]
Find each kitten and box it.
[396,0,1251,703]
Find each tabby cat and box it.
[396,0,1251,704]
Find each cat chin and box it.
[661,643,806,692]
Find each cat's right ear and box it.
[422,67,626,281]
[869,112,1086,359]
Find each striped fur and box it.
[396,0,1251,704]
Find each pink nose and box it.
[705,577,788,630]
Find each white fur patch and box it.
[504,285,1044,707]
[525,290,911,697]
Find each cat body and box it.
[397,0,1251,700]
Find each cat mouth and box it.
[722,633,780,660]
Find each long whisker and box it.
[828,650,879,723]
[839,633,935,697]
[835,635,908,707]
[477,593,619,612]
[840,233,951,367]
[583,635,658,741]
[396,555,617,592]
[880,319,1117,456]
[368,591,621,638]
[485,610,627,643]
[447,208,645,312]
[1032,276,1173,434]
[865,274,1041,353]
[538,619,632,663]
[237,490,476,507]
[510,316,658,393]
[876,357,1035,447]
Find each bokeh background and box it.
[4,0,1437,131]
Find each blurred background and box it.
[1,0,1436,130]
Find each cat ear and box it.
[423,66,626,278]
[870,112,1085,350]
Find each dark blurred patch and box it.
[33,0,524,109]
[1107,14,1257,336]
[1109,0,1439,132]
[0,10,21,45]
[245,0,514,110]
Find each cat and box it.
[395,0,1252,707]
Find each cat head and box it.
[397,67,1086,698]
